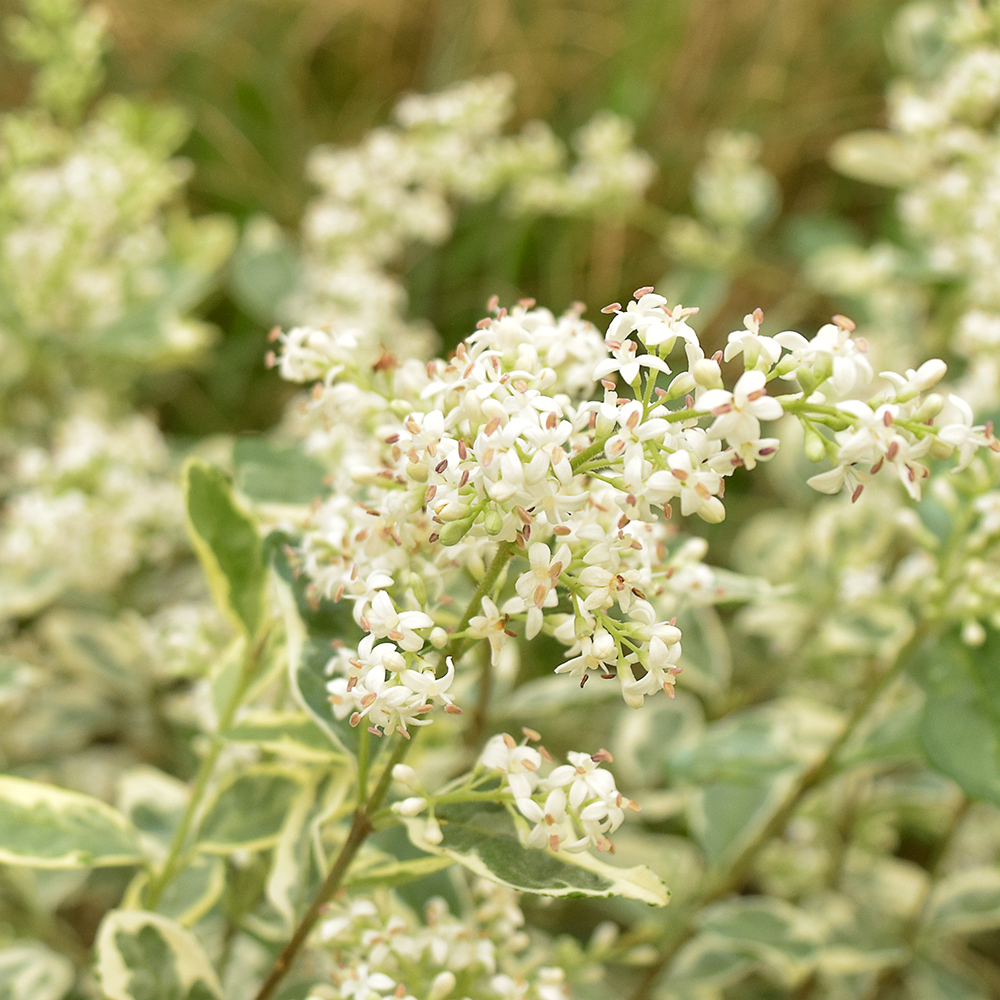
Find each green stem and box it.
[252,735,414,1000]
[356,726,371,808]
[442,539,518,664]
[145,630,269,909]
[254,531,517,998]
[569,432,612,474]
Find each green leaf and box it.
[343,853,455,892]
[828,129,929,187]
[233,437,327,505]
[664,934,755,992]
[124,858,226,928]
[673,700,841,866]
[41,610,144,695]
[197,767,306,853]
[402,799,668,906]
[116,766,188,861]
[906,957,991,1000]
[182,459,267,640]
[0,941,75,1000]
[697,898,822,985]
[268,532,362,756]
[95,910,223,1000]
[229,215,299,325]
[922,867,1000,938]
[909,631,1000,807]
[0,776,143,868]
[265,781,321,931]
[223,709,346,762]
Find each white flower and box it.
[593,336,671,386]
[606,291,700,351]
[935,393,997,470]
[479,733,542,800]
[508,543,570,639]
[697,369,783,445]
[775,320,873,398]
[467,597,511,665]
[547,750,619,809]
[664,449,726,522]
[359,591,434,651]
[723,309,783,370]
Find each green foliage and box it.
[196,766,309,853]
[403,798,668,906]
[909,630,1000,807]
[94,911,223,1000]
[182,459,267,641]
[0,776,143,868]
[0,942,74,1000]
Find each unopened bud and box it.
[429,627,449,649]
[392,796,428,817]
[422,816,443,845]
[428,972,457,1000]
[484,509,505,535]
[437,503,472,522]
[912,392,945,423]
[691,359,723,390]
[802,423,827,463]
[666,371,696,400]
[392,764,420,789]
[439,517,475,546]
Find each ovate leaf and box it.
[343,853,455,892]
[0,776,142,868]
[269,532,361,756]
[0,941,74,1000]
[197,767,306,853]
[674,699,841,866]
[923,867,1000,938]
[116,766,188,861]
[403,799,668,906]
[95,911,223,1000]
[698,897,823,986]
[223,709,345,762]
[909,630,1000,807]
[182,460,266,641]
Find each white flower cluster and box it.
[0,409,183,605]
[476,733,639,855]
[273,287,993,715]
[665,130,780,270]
[325,631,460,740]
[816,0,1000,409]
[283,75,653,359]
[0,100,231,405]
[311,881,572,1000]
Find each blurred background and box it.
[0,0,906,434]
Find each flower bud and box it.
[439,517,475,546]
[802,422,827,463]
[912,392,944,423]
[407,460,429,483]
[429,627,449,649]
[428,971,457,1000]
[438,502,472,522]
[392,796,428,817]
[484,509,505,535]
[691,358,723,390]
[666,371,696,399]
[392,764,420,789]
[423,815,443,844]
